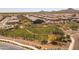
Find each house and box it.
[25,15,45,24]
[6,16,19,25]
[32,19,44,24]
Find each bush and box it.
[67,39,71,42]
[51,41,58,45]
[41,39,48,45]
[66,35,70,39]
[35,46,41,49]
[48,34,57,43]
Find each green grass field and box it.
[0,24,65,42]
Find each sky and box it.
[0,8,66,12]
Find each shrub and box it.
[41,39,48,45]
[51,41,58,45]
[66,35,70,39]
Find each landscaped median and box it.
[0,39,39,50]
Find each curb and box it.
[68,37,75,50]
[0,39,38,50]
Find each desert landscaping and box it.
[0,8,79,50]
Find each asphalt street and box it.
[0,42,27,50]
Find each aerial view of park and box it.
[0,8,79,50]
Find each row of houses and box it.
[0,16,19,29]
[25,13,79,24]
[0,13,79,29]
[24,14,74,24]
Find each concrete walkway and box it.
[68,37,75,50]
[70,33,79,50]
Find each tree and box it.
[41,39,48,45]
[33,19,44,24]
[66,35,70,39]
[48,34,57,43]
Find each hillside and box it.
[52,8,79,13]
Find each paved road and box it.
[0,17,10,26]
[64,30,79,50]
[0,42,27,50]
[71,33,79,50]
[0,17,11,29]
